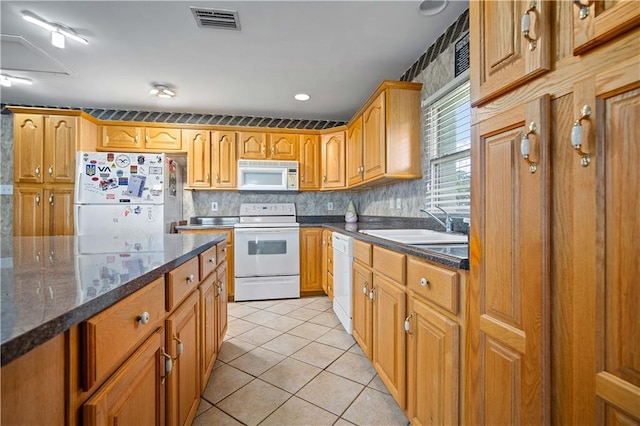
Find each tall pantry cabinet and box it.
[467,1,639,425]
[10,108,98,236]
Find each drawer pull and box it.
[187,274,195,283]
[173,335,183,359]
[209,257,216,264]
[137,311,150,325]
[420,278,429,287]
[404,312,414,334]
[362,283,368,294]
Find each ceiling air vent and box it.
[190,7,240,30]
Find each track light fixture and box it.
[0,73,33,88]
[149,84,176,98]
[22,11,89,49]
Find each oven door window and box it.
[248,240,287,255]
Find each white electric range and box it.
[233,203,300,301]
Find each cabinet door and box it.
[467,96,550,425]
[573,0,640,55]
[373,274,406,409]
[101,125,142,149]
[13,186,44,236]
[407,294,459,426]
[352,261,373,359]
[14,114,44,183]
[346,116,364,186]
[44,116,77,183]
[238,131,267,159]
[44,186,74,236]
[216,262,228,350]
[269,133,297,160]
[166,291,200,426]
[145,128,182,151]
[83,328,166,426]
[300,228,324,293]
[199,273,217,392]
[321,229,331,295]
[299,134,321,190]
[211,131,236,188]
[362,92,386,182]
[470,0,550,105]
[185,129,211,188]
[321,131,346,189]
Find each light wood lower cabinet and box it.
[199,272,218,393]
[83,328,167,426]
[216,262,228,350]
[166,291,200,426]
[13,184,75,236]
[300,227,324,295]
[352,259,373,359]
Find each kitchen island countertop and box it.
[1,233,224,366]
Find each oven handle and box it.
[234,228,299,234]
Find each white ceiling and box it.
[0,1,468,121]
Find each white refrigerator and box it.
[74,151,183,235]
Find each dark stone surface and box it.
[1,233,224,366]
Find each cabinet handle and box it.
[145,135,150,144]
[323,175,327,182]
[35,193,41,205]
[362,282,368,294]
[217,281,223,295]
[521,2,538,51]
[161,348,172,380]
[271,145,275,155]
[173,335,183,359]
[261,142,266,154]
[216,173,220,183]
[222,248,227,253]
[420,278,430,287]
[49,251,54,264]
[137,311,150,325]
[206,173,210,182]
[134,135,139,143]
[48,194,54,205]
[48,165,54,177]
[35,251,41,263]
[187,274,195,283]
[573,0,591,19]
[35,165,41,177]
[571,105,592,167]
[520,122,538,174]
[369,288,375,301]
[404,312,414,334]
[209,257,216,264]
[301,176,305,182]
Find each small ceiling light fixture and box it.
[294,93,310,101]
[22,11,89,49]
[0,73,33,87]
[150,84,176,98]
[418,0,448,16]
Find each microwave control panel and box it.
[287,169,298,190]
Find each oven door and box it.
[234,227,300,277]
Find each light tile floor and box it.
[192,296,409,426]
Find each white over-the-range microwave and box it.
[237,159,299,191]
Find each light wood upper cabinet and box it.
[573,0,640,55]
[300,228,324,294]
[13,114,43,184]
[470,0,550,106]
[269,133,298,160]
[211,130,236,188]
[467,95,550,425]
[346,116,364,186]
[100,125,182,151]
[362,92,386,182]
[185,129,211,188]
[299,134,321,190]
[321,130,346,189]
[237,131,268,159]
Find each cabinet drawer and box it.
[407,256,459,314]
[166,258,199,311]
[354,239,372,266]
[82,277,165,391]
[199,245,218,281]
[217,239,228,263]
[373,246,405,283]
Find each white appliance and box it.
[237,160,298,191]
[333,233,353,334]
[74,151,183,235]
[234,203,300,301]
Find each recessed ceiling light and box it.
[22,11,89,49]
[294,93,310,101]
[0,73,33,87]
[150,84,176,98]
[418,0,448,16]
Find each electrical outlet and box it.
[0,185,13,195]
[327,202,334,211]
[396,198,402,209]
[211,202,218,211]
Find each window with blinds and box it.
[424,79,470,215]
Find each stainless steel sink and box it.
[358,229,468,244]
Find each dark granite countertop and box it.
[1,233,224,366]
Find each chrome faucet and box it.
[420,205,455,233]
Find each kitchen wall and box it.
[1,114,13,243]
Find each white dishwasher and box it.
[332,233,353,334]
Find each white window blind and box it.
[424,79,471,215]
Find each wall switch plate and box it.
[389,199,394,209]
[396,198,402,209]
[327,202,334,211]
[211,202,218,211]
[0,185,13,195]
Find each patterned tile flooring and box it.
[192,296,409,426]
